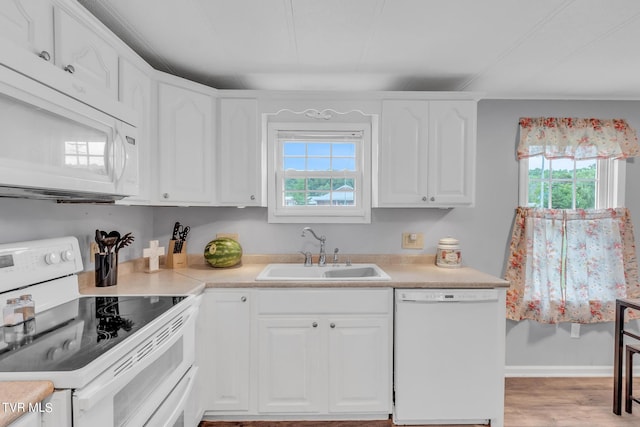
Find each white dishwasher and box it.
[394,288,506,426]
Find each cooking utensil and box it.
[103,231,120,254]
[115,232,134,252]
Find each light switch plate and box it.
[217,232,239,242]
[402,232,424,249]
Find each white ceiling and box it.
[79,0,640,99]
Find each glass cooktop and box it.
[0,295,186,372]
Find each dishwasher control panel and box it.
[397,289,499,302]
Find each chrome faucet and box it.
[299,251,313,267]
[301,227,326,266]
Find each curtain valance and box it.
[517,117,640,160]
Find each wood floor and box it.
[199,377,640,427]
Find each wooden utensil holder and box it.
[166,240,187,269]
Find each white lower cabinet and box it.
[258,316,323,413]
[201,290,252,413]
[327,317,390,413]
[202,288,392,421]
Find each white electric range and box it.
[0,237,200,427]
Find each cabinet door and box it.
[378,100,429,206]
[327,317,391,413]
[54,8,118,99]
[0,0,53,60]
[158,83,213,204]
[117,59,151,204]
[258,317,324,413]
[203,291,251,412]
[428,100,476,206]
[218,98,262,206]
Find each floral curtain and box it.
[505,207,640,323]
[518,117,639,160]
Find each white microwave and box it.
[0,65,138,201]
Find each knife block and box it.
[166,240,187,269]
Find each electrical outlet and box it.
[570,323,581,338]
[402,232,424,249]
[89,242,99,262]
[216,232,239,242]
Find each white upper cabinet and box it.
[158,81,213,204]
[0,0,129,122]
[377,99,476,207]
[54,8,118,99]
[117,59,151,204]
[428,100,476,206]
[217,98,263,206]
[0,0,54,60]
[378,100,429,206]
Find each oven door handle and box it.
[74,305,196,412]
[141,366,198,427]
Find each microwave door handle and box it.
[113,130,127,183]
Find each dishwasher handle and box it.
[397,289,499,303]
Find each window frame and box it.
[518,157,625,209]
[267,122,371,223]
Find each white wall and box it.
[0,199,154,270]
[2,98,640,370]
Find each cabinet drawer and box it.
[257,288,391,315]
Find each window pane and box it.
[285,178,305,191]
[551,158,574,179]
[576,159,597,180]
[307,158,330,171]
[283,191,305,206]
[528,156,544,180]
[308,143,331,156]
[332,178,354,190]
[528,181,546,208]
[284,158,305,170]
[307,178,331,191]
[332,191,354,205]
[576,181,596,209]
[283,142,306,156]
[551,181,574,209]
[308,192,327,205]
[332,158,355,171]
[333,144,355,156]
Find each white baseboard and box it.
[505,365,616,377]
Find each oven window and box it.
[113,338,183,426]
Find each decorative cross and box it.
[143,240,165,273]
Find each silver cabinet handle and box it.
[312,322,318,328]
[162,193,169,199]
[64,64,75,74]
[250,195,255,201]
[241,296,247,302]
[430,196,435,202]
[38,51,51,61]
[422,196,427,202]
[330,323,336,329]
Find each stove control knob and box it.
[60,250,75,262]
[63,339,77,351]
[45,252,60,265]
[46,347,62,361]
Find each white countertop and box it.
[80,255,508,294]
